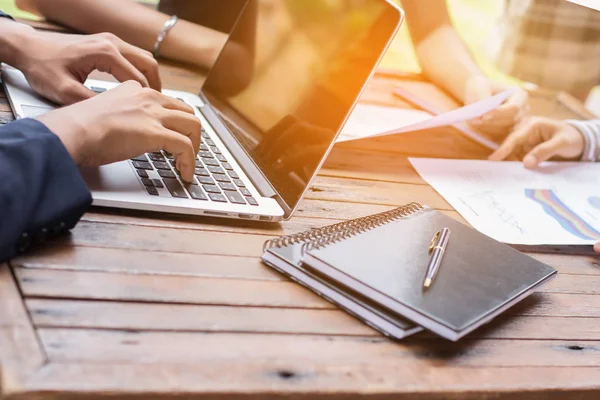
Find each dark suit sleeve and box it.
[0,119,92,262]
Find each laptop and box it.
[2,0,403,222]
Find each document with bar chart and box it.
[409,158,600,247]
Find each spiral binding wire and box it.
[263,202,424,252]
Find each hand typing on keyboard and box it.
[10,30,160,105]
[38,81,200,182]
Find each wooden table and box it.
[2,21,600,400]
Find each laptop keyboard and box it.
[89,86,257,206]
[130,129,259,206]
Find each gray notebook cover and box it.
[263,242,422,340]
[304,208,557,340]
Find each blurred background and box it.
[2,0,598,111]
[0,0,504,75]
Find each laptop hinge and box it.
[198,102,278,200]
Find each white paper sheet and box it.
[338,90,514,148]
[409,158,600,246]
[338,104,431,142]
[567,0,600,11]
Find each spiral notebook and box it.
[262,220,423,340]
[298,204,557,341]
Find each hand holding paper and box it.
[465,76,529,139]
[339,89,516,149]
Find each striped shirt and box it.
[566,120,600,161]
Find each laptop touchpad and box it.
[22,105,54,118]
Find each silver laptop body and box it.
[2,0,403,222]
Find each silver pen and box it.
[423,227,451,290]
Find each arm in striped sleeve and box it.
[565,120,600,161]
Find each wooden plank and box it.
[0,96,10,113]
[14,244,595,287]
[13,243,599,281]
[78,207,465,237]
[82,203,453,240]
[15,267,600,314]
[360,74,459,109]
[259,198,394,220]
[542,275,600,295]
[528,253,600,276]
[26,299,600,341]
[555,91,598,119]
[0,111,14,124]
[79,209,341,237]
[322,148,427,185]
[42,212,458,256]
[12,246,283,281]
[25,287,600,319]
[82,200,429,230]
[473,315,600,340]
[306,176,451,210]
[79,214,600,278]
[94,207,466,229]
[15,268,329,309]
[26,299,374,336]
[5,212,461,282]
[50,211,466,258]
[35,212,600,279]
[80,195,449,232]
[506,293,600,318]
[333,127,492,160]
[21,362,600,399]
[52,221,273,257]
[38,328,600,368]
[0,266,45,396]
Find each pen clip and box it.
[429,230,441,254]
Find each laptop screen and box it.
[203,0,401,212]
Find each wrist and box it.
[37,112,87,165]
[415,25,487,103]
[563,120,597,161]
[0,19,37,69]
